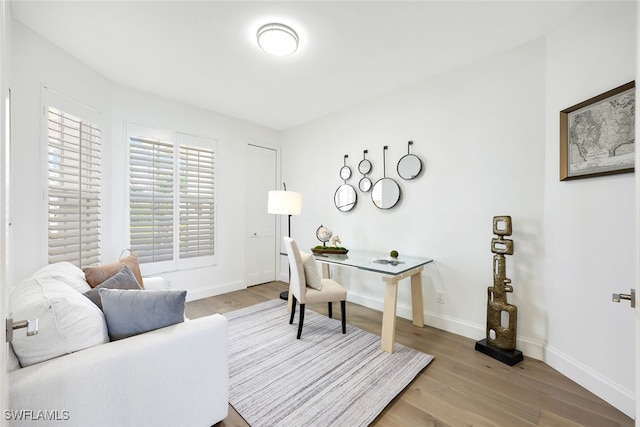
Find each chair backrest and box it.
[283,237,306,303]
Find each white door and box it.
[635,7,640,423]
[1,0,11,419]
[245,145,277,286]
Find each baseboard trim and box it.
[346,290,633,418]
[347,291,544,357]
[186,281,246,302]
[543,344,634,419]
[190,284,633,417]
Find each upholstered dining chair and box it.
[283,237,347,339]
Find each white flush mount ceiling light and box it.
[257,23,299,56]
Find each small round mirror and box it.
[397,154,422,180]
[359,177,372,192]
[371,178,401,209]
[358,159,372,175]
[334,184,357,212]
[340,166,352,181]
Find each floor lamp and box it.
[268,183,302,301]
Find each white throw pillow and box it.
[300,252,322,290]
[10,277,109,367]
[31,262,92,294]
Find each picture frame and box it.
[559,81,635,181]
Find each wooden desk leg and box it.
[381,280,399,353]
[411,267,424,327]
[321,263,331,279]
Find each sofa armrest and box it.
[142,276,167,290]
[9,314,228,427]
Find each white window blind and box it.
[179,145,215,259]
[129,137,174,263]
[127,125,216,273]
[47,107,101,267]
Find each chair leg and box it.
[297,304,306,339]
[289,295,297,325]
[341,300,346,334]
[328,302,333,318]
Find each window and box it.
[129,137,174,263]
[45,93,101,267]
[179,144,215,259]
[127,124,216,273]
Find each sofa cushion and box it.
[300,251,322,290]
[83,265,142,308]
[100,288,187,341]
[30,262,91,294]
[10,277,109,367]
[8,343,20,371]
[83,252,144,289]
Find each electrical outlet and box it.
[436,291,445,304]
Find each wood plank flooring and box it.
[186,281,633,427]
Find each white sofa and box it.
[8,262,229,427]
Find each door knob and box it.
[612,289,636,308]
[5,313,39,343]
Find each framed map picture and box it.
[560,81,635,181]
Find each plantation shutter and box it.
[47,107,101,266]
[179,145,215,259]
[129,137,174,263]
[127,125,216,273]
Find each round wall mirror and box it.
[397,140,423,180]
[339,165,352,180]
[371,178,401,209]
[397,154,422,180]
[359,177,372,192]
[358,150,372,192]
[334,184,357,212]
[358,159,372,175]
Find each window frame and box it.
[42,86,102,268]
[126,123,217,275]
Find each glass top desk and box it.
[313,250,433,353]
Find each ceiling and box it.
[11,1,591,131]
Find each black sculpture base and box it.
[279,291,289,301]
[475,338,523,366]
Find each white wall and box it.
[543,1,637,416]
[9,21,113,286]
[6,1,637,419]
[280,1,637,418]
[109,85,280,299]
[8,19,280,299]
[281,38,547,350]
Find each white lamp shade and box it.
[268,190,302,215]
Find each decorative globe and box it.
[316,225,333,244]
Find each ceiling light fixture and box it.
[257,23,299,56]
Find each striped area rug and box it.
[225,299,434,427]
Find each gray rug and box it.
[225,299,434,427]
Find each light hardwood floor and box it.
[186,281,633,427]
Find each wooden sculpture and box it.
[475,216,523,365]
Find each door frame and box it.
[245,141,281,286]
[1,0,10,422]
[634,5,640,424]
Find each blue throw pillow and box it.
[99,288,187,341]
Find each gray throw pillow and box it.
[99,288,187,341]
[83,264,141,308]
